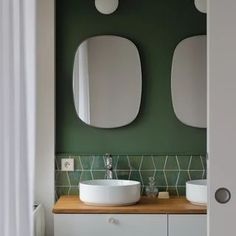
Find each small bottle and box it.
[145,177,158,198]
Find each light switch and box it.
[61,158,74,171]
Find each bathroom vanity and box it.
[53,196,207,236]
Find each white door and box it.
[208,0,236,235]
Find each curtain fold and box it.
[0,0,36,236]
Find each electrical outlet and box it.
[61,158,74,171]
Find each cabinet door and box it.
[168,215,206,236]
[54,214,167,236]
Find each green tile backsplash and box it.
[55,154,206,199]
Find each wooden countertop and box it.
[53,196,207,214]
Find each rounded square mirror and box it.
[73,35,142,128]
[171,35,206,128]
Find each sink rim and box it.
[80,179,141,187]
[186,179,207,186]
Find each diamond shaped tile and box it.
[140,171,155,185]
[80,171,92,181]
[56,155,66,170]
[92,156,105,170]
[153,156,167,169]
[202,170,207,179]
[80,156,94,170]
[177,156,191,170]
[165,156,179,170]
[68,171,82,186]
[140,156,155,170]
[128,156,142,170]
[74,156,83,170]
[140,186,145,195]
[177,187,186,196]
[177,171,190,186]
[56,187,70,198]
[108,155,119,170]
[68,187,79,195]
[201,155,207,170]
[115,170,130,180]
[55,158,59,170]
[157,186,167,192]
[92,171,106,179]
[55,171,69,186]
[130,171,142,183]
[116,156,130,170]
[154,171,167,187]
[167,187,178,196]
[190,156,204,170]
[164,171,179,186]
[189,171,204,180]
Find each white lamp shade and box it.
[95,0,119,15]
[194,0,207,14]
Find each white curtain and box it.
[0,0,36,236]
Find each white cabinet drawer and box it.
[54,214,167,236]
[168,215,207,236]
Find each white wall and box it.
[35,0,55,235]
[208,0,236,235]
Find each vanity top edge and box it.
[53,196,207,215]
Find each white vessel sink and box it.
[79,179,141,206]
[186,179,207,206]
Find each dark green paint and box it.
[56,0,206,155]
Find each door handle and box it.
[215,188,231,204]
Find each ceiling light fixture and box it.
[95,0,119,15]
[194,0,207,14]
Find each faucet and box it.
[105,153,113,179]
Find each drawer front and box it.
[54,214,167,236]
[168,215,207,236]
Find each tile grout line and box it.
[90,156,95,180]
[139,155,144,171]
[139,156,144,185]
[151,155,156,171]
[164,155,168,170]
[163,156,168,188]
[200,155,205,171]
[188,155,192,180]
[66,171,71,186]
[79,156,83,170]
[127,155,130,168]
[176,155,180,170]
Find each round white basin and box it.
[79,179,141,206]
[186,179,207,206]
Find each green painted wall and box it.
[56,0,206,155]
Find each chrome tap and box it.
[105,153,113,179]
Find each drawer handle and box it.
[108,217,119,224]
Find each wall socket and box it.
[61,158,74,171]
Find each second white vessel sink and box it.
[186,179,207,206]
[79,179,141,206]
